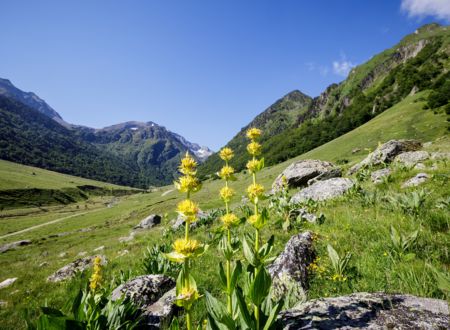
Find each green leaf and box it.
[249,267,272,306]
[235,287,254,329]
[205,291,236,330]
[230,261,242,291]
[327,244,340,271]
[243,237,258,267]
[40,307,65,317]
[263,301,283,330]
[218,262,227,289]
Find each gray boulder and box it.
[402,173,429,188]
[111,275,177,329]
[272,160,341,192]
[291,178,355,203]
[371,168,391,184]
[268,232,315,302]
[349,140,422,174]
[134,214,162,230]
[171,210,208,230]
[0,278,17,289]
[395,151,429,167]
[47,255,107,282]
[431,152,450,160]
[279,292,449,329]
[0,240,31,254]
[294,208,318,223]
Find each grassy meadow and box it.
[0,95,449,328]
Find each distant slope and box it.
[199,23,450,177]
[0,159,141,209]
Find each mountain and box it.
[199,23,450,177]
[0,78,68,127]
[0,80,213,188]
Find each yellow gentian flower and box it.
[219,147,234,161]
[176,175,201,193]
[247,183,264,200]
[221,213,239,228]
[219,186,235,202]
[177,199,199,218]
[246,159,262,173]
[179,152,197,175]
[218,165,235,180]
[247,141,262,156]
[246,127,262,140]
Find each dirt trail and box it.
[161,189,174,197]
[0,208,106,240]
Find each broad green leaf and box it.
[243,237,258,267]
[205,292,236,330]
[249,268,272,306]
[327,244,340,271]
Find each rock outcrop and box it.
[279,292,449,329]
[402,173,429,188]
[371,168,391,184]
[0,240,31,254]
[47,255,107,282]
[349,140,422,174]
[272,160,341,192]
[268,232,315,302]
[111,275,177,329]
[395,151,429,167]
[291,178,355,203]
[134,214,162,230]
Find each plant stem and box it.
[186,310,192,330]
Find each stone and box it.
[47,255,107,282]
[402,173,429,188]
[268,232,315,302]
[93,246,105,251]
[77,251,88,257]
[58,252,68,258]
[118,249,129,257]
[294,208,317,223]
[279,292,449,329]
[39,262,49,267]
[0,278,17,289]
[349,140,422,174]
[352,148,361,154]
[414,163,426,170]
[0,240,32,254]
[291,178,355,203]
[431,152,450,160]
[272,160,341,192]
[111,275,177,328]
[371,168,391,184]
[134,214,162,230]
[119,232,135,243]
[395,151,429,167]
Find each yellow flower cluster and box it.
[179,152,197,175]
[247,183,265,201]
[89,256,102,292]
[177,199,199,222]
[218,165,235,180]
[331,274,347,282]
[173,238,201,257]
[175,153,201,193]
[220,186,235,203]
[246,159,261,173]
[247,141,262,156]
[246,127,262,140]
[221,213,240,228]
[176,286,201,309]
[219,147,234,161]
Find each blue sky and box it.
[1,1,449,150]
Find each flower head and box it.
[219,147,234,161]
[221,213,240,228]
[176,175,201,193]
[218,165,235,180]
[246,159,263,173]
[246,128,262,141]
[247,213,267,229]
[179,152,197,175]
[219,186,235,203]
[177,199,199,221]
[89,256,102,292]
[173,238,201,257]
[247,183,265,201]
[175,286,201,309]
[247,141,262,156]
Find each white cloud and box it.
[401,0,450,22]
[332,59,355,77]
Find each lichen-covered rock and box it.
[349,140,422,174]
[395,151,429,167]
[431,152,450,160]
[371,168,391,184]
[268,232,314,302]
[278,292,449,329]
[402,173,429,188]
[291,178,355,203]
[111,275,176,328]
[292,208,318,223]
[0,240,31,254]
[134,214,161,230]
[47,255,107,282]
[272,160,341,192]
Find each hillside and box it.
[0,159,140,209]
[199,23,450,177]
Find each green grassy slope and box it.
[0,94,448,328]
